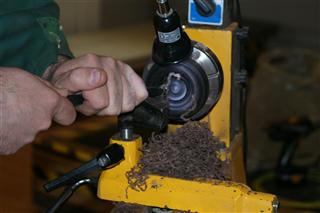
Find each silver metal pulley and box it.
[143,41,223,123]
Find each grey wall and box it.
[101,0,154,28]
[57,0,103,34]
[57,0,155,34]
[240,0,320,50]
[241,0,320,30]
[170,0,320,50]
[58,0,320,50]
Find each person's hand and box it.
[45,54,148,116]
[0,68,77,155]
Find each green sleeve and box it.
[0,1,74,76]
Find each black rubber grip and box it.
[67,94,84,106]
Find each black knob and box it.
[194,0,216,17]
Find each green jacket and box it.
[0,0,73,76]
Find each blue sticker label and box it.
[188,0,224,26]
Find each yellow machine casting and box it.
[99,137,277,212]
[43,1,279,212]
[97,24,278,212]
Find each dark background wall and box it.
[240,0,320,50]
[57,0,320,50]
[101,0,154,28]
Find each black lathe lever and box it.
[44,144,124,192]
[43,144,124,213]
[46,177,97,213]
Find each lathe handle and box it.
[43,143,124,192]
[67,93,84,106]
[66,87,164,107]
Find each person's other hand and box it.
[46,54,148,116]
[0,68,76,154]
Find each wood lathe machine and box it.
[44,0,279,212]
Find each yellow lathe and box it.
[44,0,278,212]
[97,1,278,212]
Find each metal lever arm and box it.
[43,144,124,192]
[46,177,97,213]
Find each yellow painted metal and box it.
[167,24,235,139]
[184,24,236,147]
[97,23,278,212]
[98,138,277,212]
[231,134,247,183]
[98,136,143,188]
[169,23,241,173]
[185,24,247,183]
